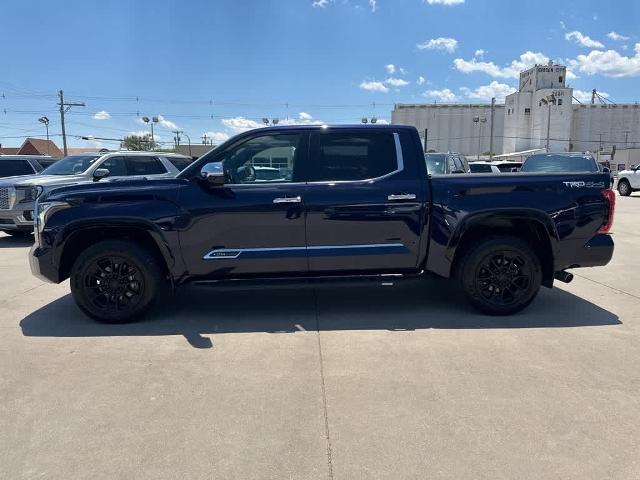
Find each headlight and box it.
[34,201,70,245]
[16,185,44,203]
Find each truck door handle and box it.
[387,193,417,201]
[273,196,302,204]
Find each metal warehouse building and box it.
[392,63,640,168]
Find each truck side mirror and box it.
[602,167,610,173]
[93,168,110,182]
[200,162,225,186]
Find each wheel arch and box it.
[448,210,558,288]
[58,221,174,282]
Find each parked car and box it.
[253,166,288,182]
[424,152,469,175]
[0,155,54,178]
[520,153,601,173]
[30,125,615,323]
[469,161,523,174]
[616,165,640,196]
[0,151,192,236]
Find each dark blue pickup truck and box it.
[29,125,615,323]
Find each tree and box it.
[121,134,157,151]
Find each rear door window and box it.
[125,156,167,175]
[309,132,397,182]
[0,160,36,177]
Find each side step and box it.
[191,272,425,291]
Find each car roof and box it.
[528,152,594,158]
[0,155,53,160]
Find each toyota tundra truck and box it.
[29,125,615,323]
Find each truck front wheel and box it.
[456,236,542,315]
[70,239,165,323]
[618,179,632,196]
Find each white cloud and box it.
[359,80,389,93]
[157,115,179,130]
[423,88,458,102]
[93,110,111,120]
[385,64,396,74]
[221,116,264,133]
[417,37,458,53]
[280,112,322,125]
[565,31,604,49]
[607,31,630,42]
[369,0,377,12]
[474,49,486,59]
[454,51,550,78]
[560,21,566,30]
[569,44,640,77]
[460,81,517,101]
[202,131,230,143]
[312,0,331,7]
[384,77,410,87]
[399,67,407,75]
[572,89,610,103]
[417,75,426,85]
[424,0,464,5]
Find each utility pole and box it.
[489,97,496,159]
[58,90,85,156]
[591,89,597,105]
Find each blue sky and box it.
[1,0,638,148]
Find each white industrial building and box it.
[392,62,640,168]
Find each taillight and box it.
[599,189,615,234]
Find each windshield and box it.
[425,154,446,175]
[41,155,101,175]
[521,154,598,173]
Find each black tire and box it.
[456,235,542,316]
[70,240,166,323]
[618,179,632,196]
[2,229,33,238]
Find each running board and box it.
[191,272,425,291]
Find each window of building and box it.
[559,76,563,83]
[524,108,531,115]
[310,132,397,182]
[557,99,563,106]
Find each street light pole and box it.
[38,116,50,155]
[473,116,487,160]
[542,93,556,152]
[180,131,192,156]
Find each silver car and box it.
[0,151,193,236]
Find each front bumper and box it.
[0,209,34,231]
[29,244,60,283]
[555,234,614,270]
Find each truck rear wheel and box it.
[70,240,165,323]
[456,236,542,315]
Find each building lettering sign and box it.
[536,67,565,73]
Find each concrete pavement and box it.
[1,195,639,479]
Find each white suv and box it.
[0,151,193,236]
[617,165,640,196]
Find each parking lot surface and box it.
[1,194,639,480]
